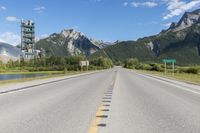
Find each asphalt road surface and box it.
[0,68,200,133]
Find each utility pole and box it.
[164,62,167,75]
[172,62,175,76]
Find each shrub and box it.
[179,67,199,74]
[185,68,199,74]
[135,63,145,70]
[146,63,162,72]
[124,58,139,69]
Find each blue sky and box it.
[0,0,200,45]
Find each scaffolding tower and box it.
[21,19,35,59]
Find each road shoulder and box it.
[129,69,200,94]
[0,70,103,95]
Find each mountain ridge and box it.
[35,29,111,57]
[90,9,200,65]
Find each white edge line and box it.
[135,71,200,96]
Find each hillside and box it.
[90,41,156,63]
[90,9,200,65]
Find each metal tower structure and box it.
[21,19,35,59]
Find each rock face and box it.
[168,9,200,31]
[90,39,110,49]
[151,9,200,58]
[36,29,103,56]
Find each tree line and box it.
[124,58,200,74]
[0,56,113,72]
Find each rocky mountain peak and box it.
[35,28,112,57]
[168,9,200,31]
[169,22,177,29]
[60,29,85,39]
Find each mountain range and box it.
[36,9,200,65]
[90,9,200,65]
[35,29,110,57]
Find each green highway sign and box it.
[162,59,176,63]
[162,59,176,76]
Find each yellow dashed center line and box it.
[88,75,117,133]
[110,81,114,86]
[111,77,117,86]
[88,105,105,133]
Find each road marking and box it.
[103,104,110,106]
[137,72,200,96]
[160,80,200,95]
[88,73,117,133]
[110,80,114,86]
[88,105,105,133]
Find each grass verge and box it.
[136,70,200,85]
[0,71,92,86]
[0,71,63,75]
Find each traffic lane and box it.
[0,69,115,133]
[102,68,200,133]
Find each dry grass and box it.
[137,70,200,85]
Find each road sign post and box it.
[162,59,176,76]
[172,62,175,76]
[79,61,89,71]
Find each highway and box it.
[0,68,200,133]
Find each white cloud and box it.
[0,32,21,46]
[123,2,128,7]
[5,16,20,22]
[34,6,45,13]
[40,34,49,38]
[131,2,140,7]
[36,34,49,42]
[131,1,158,8]
[163,22,172,27]
[1,6,6,10]
[163,0,200,20]
[124,0,200,20]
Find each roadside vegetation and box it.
[0,71,88,85]
[0,56,113,84]
[0,56,113,74]
[124,58,200,84]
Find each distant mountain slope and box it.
[89,41,156,63]
[35,29,108,57]
[89,39,112,49]
[90,9,200,65]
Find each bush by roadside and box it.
[179,67,199,74]
[123,58,199,75]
